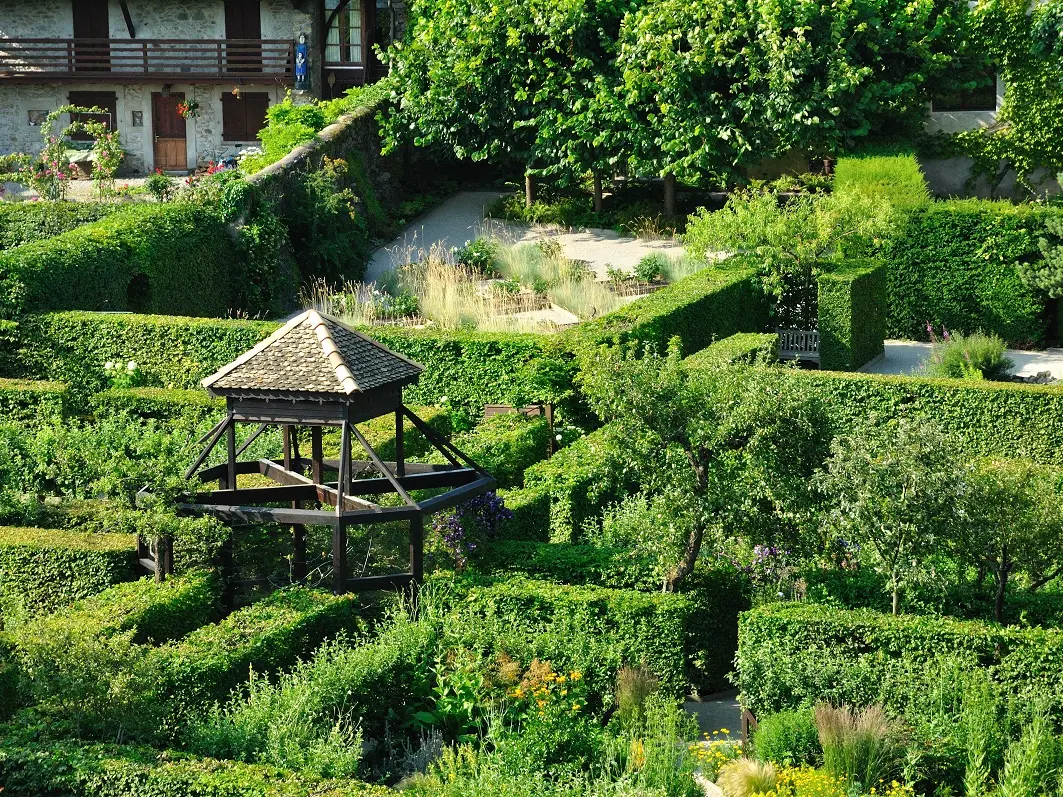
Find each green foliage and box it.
[883,202,1054,345]
[495,485,551,541]
[735,602,1063,719]
[923,331,1013,380]
[753,709,821,768]
[90,387,225,424]
[817,261,886,371]
[832,154,931,211]
[682,333,779,369]
[0,526,136,624]
[1027,213,1063,298]
[147,588,361,731]
[0,204,238,319]
[814,703,903,790]
[0,201,117,250]
[442,414,550,488]
[0,736,390,797]
[0,378,66,425]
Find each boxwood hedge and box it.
[91,387,224,424]
[0,204,239,319]
[0,736,390,797]
[0,201,118,251]
[0,526,137,623]
[682,332,779,369]
[437,413,550,488]
[817,260,886,371]
[0,377,67,425]
[737,602,1063,719]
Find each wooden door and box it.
[72,0,110,71]
[152,93,187,172]
[225,0,262,71]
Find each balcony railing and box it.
[0,38,293,82]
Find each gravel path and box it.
[366,189,686,284]
[859,340,1063,380]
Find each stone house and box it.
[0,0,404,174]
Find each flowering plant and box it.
[428,491,511,570]
[176,99,200,119]
[104,360,147,390]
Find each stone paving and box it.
[859,339,1063,380]
[366,189,687,284]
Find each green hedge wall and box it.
[439,413,550,488]
[737,602,1063,719]
[832,152,931,211]
[147,588,360,721]
[470,543,749,691]
[682,332,779,369]
[563,264,768,356]
[496,485,551,541]
[0,737,389,797]
[448,576,692,699]
[12,569,218,647]
[0,526,137,623]
[817,261,886,371]
[522,426,638,543]
[91,387,225,424]
[883,201,1056,345]
[0,201,118,251]
[760,367,1063,465]
[13,312,275,392]
[0,204,239,319]
[0,377,66,425]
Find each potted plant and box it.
[177,99,200,119]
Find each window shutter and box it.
[243,94,270,141]
[221,93,246,141]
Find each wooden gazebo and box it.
[142,310,496,594]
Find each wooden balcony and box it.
[0,38,293,83]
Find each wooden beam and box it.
[333,520,348,594]
[416,476,497,513]
[193,484,319,504]
[335,422,350,517]
[395,408,405,478]
[349,423,417,507]
[118,0,136,37]
[316,483,379,511]
[235,423,269,457]
[225,421,237,490]
[176,502,338,526]
[311,426,324,485]
[403,407,488,475]
[259,459,315,487]
[185,415,231,480]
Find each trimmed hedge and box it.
[449,576,692,698]
[817,261,886,371]
[470,542,749,690]
[0,204,239,318]
[755,367,1063,465]
[0,201,118,250]
[832,152,931,211]
[737,602,1063,719]
[440,413,550,488]
[563,263,768,356]
[13,312,275,392]
[522,426,638,543]
[683,332,779,369]
[0,526,137,623]
[0,377,66,425]
[91,387,224,424]
[883,201,1057,345]
[322,404,451,461]
[0,737,389,797]
[496,485,551,541]
[148,588,360,717]
[11,569,218,647]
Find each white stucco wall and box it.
[925,74,1005,134]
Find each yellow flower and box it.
[570,670,582,680]
[572,702,581,711]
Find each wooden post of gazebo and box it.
[138,310,496,595]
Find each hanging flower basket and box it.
[177,99,200,119]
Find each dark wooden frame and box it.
[139,403,495,596]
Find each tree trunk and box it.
[663,172,677,219]
[524,172,537,208]
[994,555,1009,623]
[892,585,900,616]
[593,172,603,213]
[663,521,705,593]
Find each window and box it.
[325,0,363,65]
[67,91,117,141]
[221,92,270,141]
[932,71,998,112]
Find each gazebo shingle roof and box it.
[202,310,423,399]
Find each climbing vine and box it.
[954,0,1063,193]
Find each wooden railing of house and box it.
[0,38,293,82]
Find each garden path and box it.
[365,190,686,283]
[685,689,742,739]
[859,340,1063,380]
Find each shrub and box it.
[91,387,225,424]
[495,485,551,541]
[442,413,550,488]
[0,736,391,797]
[832,153,931,212]
[682,333,778,369]
[0,201,117,250]
[0,525,137,623]
[147,588,361,730]
[883,202,1055,345]
[717,758,777,797]
[923,330,1013,380]
[0,204,239,318]
[752,709,821,768]
[817,261,886,371]
[0,378,66,425]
